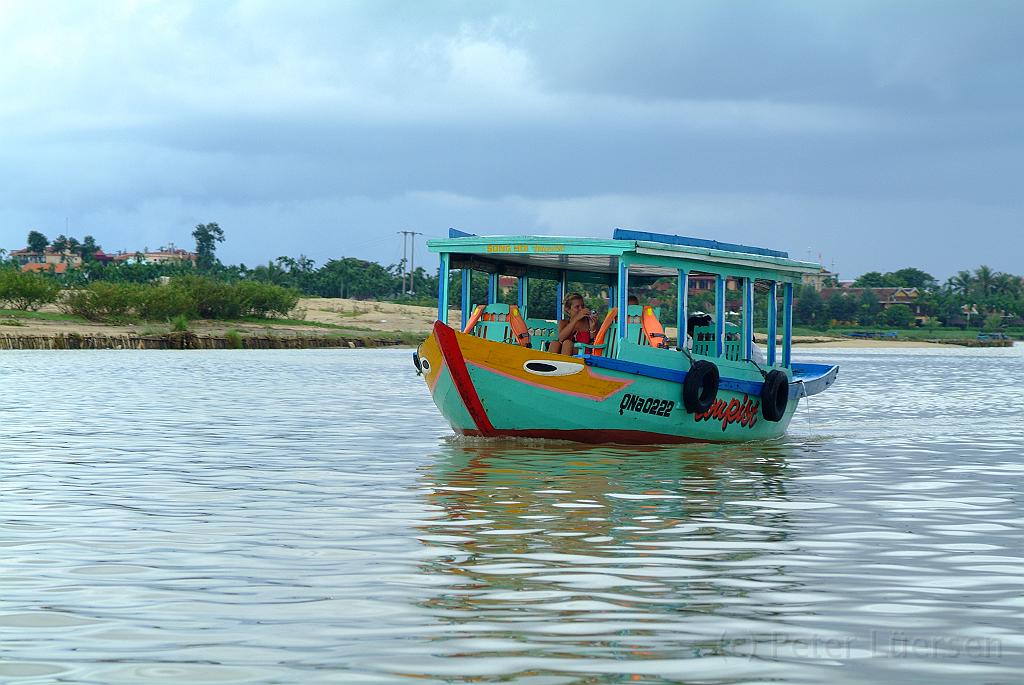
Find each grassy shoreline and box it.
[2,305,1018,351]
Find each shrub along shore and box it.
[1,270,415,348]
[0,269,1016,351]
[0,331,415,351]
[0,272,426,349]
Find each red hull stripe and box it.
[460,428,716,445]
[433,321,496,435]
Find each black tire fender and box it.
[761,369,790,422]
[683,360,719,414]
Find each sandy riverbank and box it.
[1,298,457,341]
[791,339,948,348]
[0,298,968,348]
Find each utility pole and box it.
[397,231,408,294]
[398,230,423,294]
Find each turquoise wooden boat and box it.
[414,229,838,444]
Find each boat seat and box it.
[574,305,667,357]
[640,305,668,348]
[464,303,560,349]
[507,305,532,347]
[625,305,669,348]
[464,304,516,343]
[692,322,743,360]
[524,318,559,349]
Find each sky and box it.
[1,0,1021,281]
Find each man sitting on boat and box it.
[548,292,599,355]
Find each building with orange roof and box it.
[10,248,81,273]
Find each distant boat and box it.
[413,229,838,444]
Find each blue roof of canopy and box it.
[611,229,789,259]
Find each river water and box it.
[1,344,1022,684]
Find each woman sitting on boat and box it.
[548,292,598,355]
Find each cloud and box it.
[0,1,1021,281]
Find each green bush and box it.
[880,304,915,328]
[234,280,300,318]
[59,282,139,322]
[0,269,61,310]
[225,329,244,349]
[172,276,237,319]
[57,276,300,322]
[983,313,1003,331]
[170,314,190,332]
[136,283,198,320]
[190,278,244,319]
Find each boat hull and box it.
[418,322,799,444]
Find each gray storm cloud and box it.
[0,0,1021,277]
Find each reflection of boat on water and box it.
[414,229,838,444]
[425,440,792,521]
[416,440,795,610]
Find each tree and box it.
[0,269,61,310]
[27,230,48,253]
[974,265,995,298]
[79,235,100,262]
[853,271,888,287]
[856,288,881,325]
[992,273,1021,299]
[51,235,80,262]
[192,222,225,271]
[826,292,858,324]
[881,304,914,327]
[250,260,289,286]
[888,267,937,290]
[947,270,973,296]
[51,234,70,253]
[794,286,827,328]
[318,257,398,299]
[273,255,317,292]
[983,313,1003,331]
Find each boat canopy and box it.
[428,228,822,368]
[428,228,820,281]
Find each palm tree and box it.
[973,265,996,298]
[947,270,974,296]
[993,273,1022,298]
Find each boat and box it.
[413,228,838,444]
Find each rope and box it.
[745,356,770,380]
[677,344,696,366]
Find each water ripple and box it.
[1,345,1022,683]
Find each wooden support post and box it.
[487,272,498,304]
[460,269,471,331]
[715,275,726,357]
[743,277,754,360]
[617,259,629,343]
[677,269,688,348]
[767,281,777,366]
[518,276,529,318]
[557,271,567,319]
[437,253,450,324]
[783,282,794,368]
